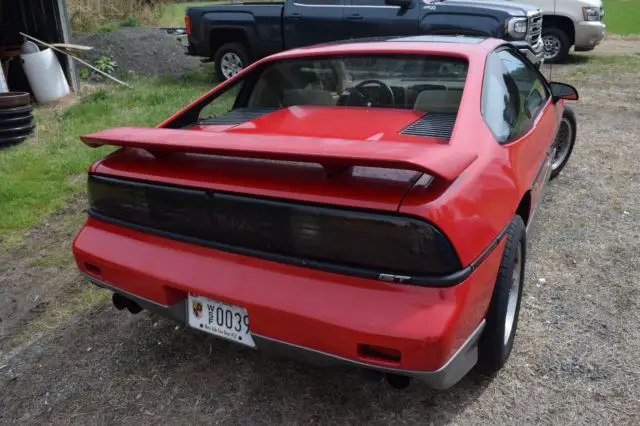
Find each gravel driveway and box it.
[1,42,639,424]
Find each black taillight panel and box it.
[89,175,211,239]
[88,174,462,282]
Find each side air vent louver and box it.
[199,107,280,125]
[400,113,457,139]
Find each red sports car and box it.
[73,36,578,389]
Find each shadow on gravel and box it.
[2,300,493,423]
[563,55,591,65]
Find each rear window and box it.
[246,55,468,113]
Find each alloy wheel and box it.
[504,243,522,346]
[552,117,573,171]
[220,52,244,79]
[543,35,562,61]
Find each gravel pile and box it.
[72,27,203,78]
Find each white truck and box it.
[488,0,606,62]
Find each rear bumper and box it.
[74,217,503,388]
[574,21,606,51]
[87,272,485,389]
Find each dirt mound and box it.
[73,27,203,78]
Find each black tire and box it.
[0,134,29,148]
[542,27,571,63]
[0,104,33,117]
[0,113,34,126]
[214,42,249,82]
[550,106,576,180]
[476,216,526,376]
[0,120,36,136]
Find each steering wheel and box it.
[345,79,395,107]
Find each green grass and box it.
[156,1,277,27]
[157,2,218,27]
[603,0,640,35]
[0,70,219,245]
[565,53,640,76]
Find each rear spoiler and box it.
[81,127,477,182]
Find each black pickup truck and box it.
[185,0,544,81]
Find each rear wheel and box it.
[550,106,577,180]
[214,42,249,81]
[476,216,526,376]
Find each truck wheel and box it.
[476,216,526,376]
[550,106,576,180]
[214,43,249,81]
[542,28,570,63]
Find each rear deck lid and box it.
[82,107,476,211]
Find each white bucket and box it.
[0,67,8,93]
[21,48,70,104]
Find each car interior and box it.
[197,55,469,125]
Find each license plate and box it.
[187,294,255,348]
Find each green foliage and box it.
[97,21,121,33]
[603,0,640,35]
[83,89,110,104]
[0,71,218,243]
[120,16,141,27]
[94,53,118,79]
[78,67,90,81]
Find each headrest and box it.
[414,89,463,114]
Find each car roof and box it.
[321,35,489,45]
[266,36,504,62]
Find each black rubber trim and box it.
[85,176,511,288]
[199,107,281,125]
[0,114,34,126]
[0,105,33,117]
[0,121,35,136]
[0,134,29,147]
[89,209,481,287]
[400,113,457,139]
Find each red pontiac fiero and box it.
[73,36,578,389]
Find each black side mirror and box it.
[385,0,412,8]
[550,82,579,103]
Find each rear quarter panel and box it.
[204,6,284,58]
[400,49,560,268]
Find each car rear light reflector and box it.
[185,15,192,36]
[358,344,402,363]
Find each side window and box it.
[198,83,244,121]
[482,49,550,143]
[481,53,517,143]
[497,50,550,125]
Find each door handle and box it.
[346,14,363,20]
[290,13,303,20]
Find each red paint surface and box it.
[74,38,567,372]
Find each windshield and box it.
[246,55,468,113]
